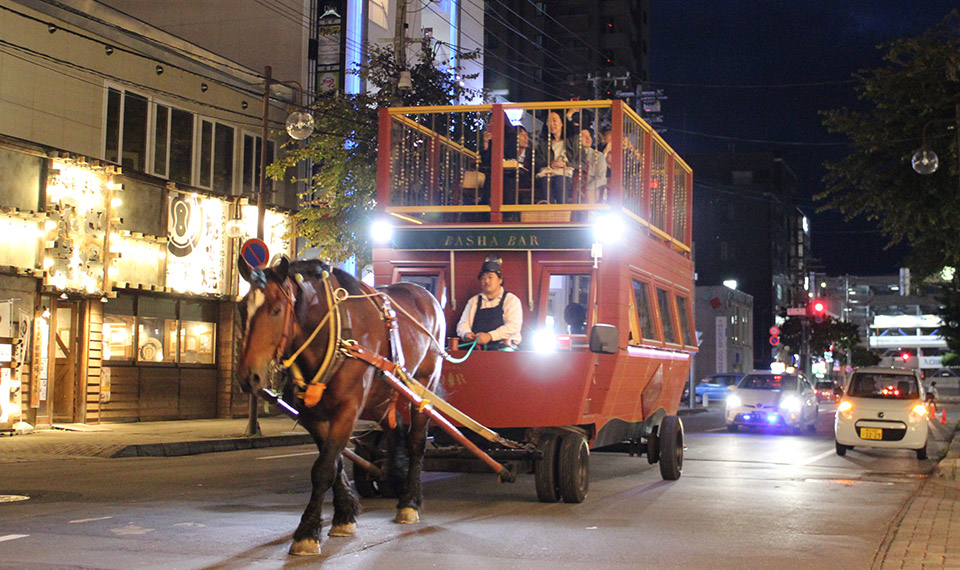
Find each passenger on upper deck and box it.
[456,254,523,350]
[535,111,580,204]
[578,129,608,204]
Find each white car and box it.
[725,371,819,434]
[834,367,929,459]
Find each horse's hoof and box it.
[395,507,420,524]
[288,538,321,556]
[328,522,356,537]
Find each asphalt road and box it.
[0,404,951,569]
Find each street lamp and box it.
[911,102,960,256]
[256,65,314,241]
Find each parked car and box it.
[835,367,929,459]
[725,371,819,434]
[695,373,745,404]
[815,381,840,403]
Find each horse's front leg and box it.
[395,408,429,524]
[328,455,361,537]
[289,414,355,556]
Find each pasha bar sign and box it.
[392,226,594,251]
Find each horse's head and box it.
[237,255,296,395]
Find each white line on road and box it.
[69,516,114,524]
[797,449,835,466]
[0,534,28,542]
[257,451,318,460]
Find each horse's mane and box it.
[286,259,365,296]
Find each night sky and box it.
[648,1,958,276]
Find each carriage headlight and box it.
[370,219,393,244]
[532,329,557,353]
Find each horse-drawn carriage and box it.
[237,99,695,555]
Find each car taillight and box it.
[909,403,928,423]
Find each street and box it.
[0,405,952,569]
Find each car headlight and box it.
[909,403,928,424]
[837,400,854,420]
[780,395,802,413]
[726,394,742,409]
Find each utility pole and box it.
[394,0,408,63]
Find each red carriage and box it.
[358,100,698,503]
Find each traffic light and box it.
[901,351,911,362]
[809,299,826,323]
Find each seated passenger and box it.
[456,254,522,350]
[578,129,608,204]
[535,111,580,204]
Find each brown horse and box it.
[237,257,445,556]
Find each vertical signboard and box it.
[315,2,346,95]
[715,316,727,373]
[165,193,227,295]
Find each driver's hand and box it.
[476,332,493,345]
[465,332,476,341]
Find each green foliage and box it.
[779,315,863,359]
[818,11,960,275]
[936,276,960,355]
[850,345,881,367]
[270,43,482,266]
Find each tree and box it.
[269,43,481,266]
[779,315,863,364]
[818,11,960,276]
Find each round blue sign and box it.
[240,238,270,269]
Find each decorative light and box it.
[911,148,939,175]
[285,111,315,140]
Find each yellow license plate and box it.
[861,428,883,440]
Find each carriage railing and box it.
[377,100,692,251]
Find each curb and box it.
[109,434,315,458]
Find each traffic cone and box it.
[942,410,947,425]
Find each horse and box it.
[237,256,446,556]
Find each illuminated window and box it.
[656,288,678,344]
[179,300,217,364]
[545,273,591,335]
[137,297,177,363]
[102,294,135,361]
[632,280,657,341]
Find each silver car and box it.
[725,371,819,434]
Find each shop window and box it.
[632,279,657,341]
[545,273,591,335]
[137,297,177,363]
[102,294,135,361]
[656,287,678,344]
[179,300,218,364]
[676,295,694,346]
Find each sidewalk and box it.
[0,416,312,461]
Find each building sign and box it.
[165,193,227,295]
[30,315,48,407]
[43,161,114,294]
[316,2,345,94]
[392,226,594,251]
[715,316,727,373]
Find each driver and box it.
[456,254,522,350]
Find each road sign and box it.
[769,326,780,336]
[786,307,806,316]
[240,238,270,269]
[769,336,780,346]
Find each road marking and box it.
[0,534,28,542]
[70,516,114,524]
[797,449,835,466]
[257,451,318,460]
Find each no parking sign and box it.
[240,238,270,269]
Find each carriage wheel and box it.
[534,432,561,503]
[646,429,660,465]
[658,415,683,481]
[557,432,589,503]
[352,447,382,498]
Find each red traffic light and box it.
[812,301,825,313]
[901,352,911,361]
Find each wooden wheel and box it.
[534,432,561,503]
[557,432,589,503]
[658,415,683,481]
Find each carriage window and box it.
[137,297,177,363]
[676,295,694,346]
[656,288,678,344]
[394,268,447,308]
[632,280,657,341]
[179,300,217,364]
[102,293,135,361]
[545,273,590,335]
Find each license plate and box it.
[861,428,882,440]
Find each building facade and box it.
[689,151,809,369]
[0,0,297,428]
[694,285,754,380]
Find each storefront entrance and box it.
[47,298,83,424]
